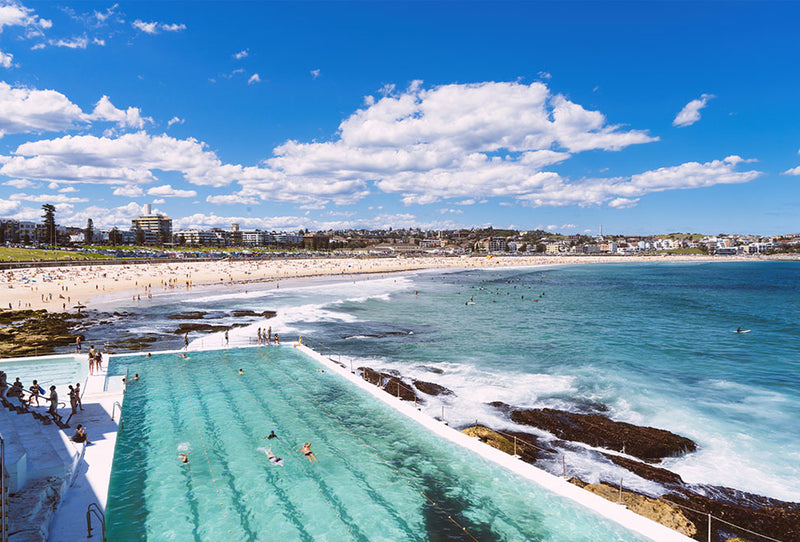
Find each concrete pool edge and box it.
[295,344,693,542]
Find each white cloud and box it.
[58,186,77,193]
[167,116,184,127]
[310,69,320,79]
[0,49,13,68]
[0,198,20,214]
[673,93,714,127]
[206,194,259,205]
[248,73,260,85]
[132,20,158,34]
[0,2,51,35]
[608,197,639,209]
[90,95,150,129]
[783,166,800,176]
[152,198,165,204]
[112,186,143,197]
[9,192,88,203]
[147,184,197,198]
[0,83,149,136]
[93,4,119,24]
[49,35,89,49]
[161,23,186,32]
[3,178,34,188]
[233,49,248,59]
[133,20,186,34]
[538,71,552,80]
[92,37,105,46]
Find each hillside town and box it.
[1,204,798,257]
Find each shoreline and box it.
[2,253,795,313]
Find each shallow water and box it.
[105,348,647,541]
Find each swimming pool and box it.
[106,348,649,541]
[0,355,86,389]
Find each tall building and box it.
[131,205,172,245]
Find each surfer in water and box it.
[737,327,742,333]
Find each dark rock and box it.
[231,309,277,318]
[171,323,229,334]
[413,379,454,396]
[509,407,696,462]
[601,453,685,486]
[358,367,421,403]
[418,365,444,374]
[166,311,208,320]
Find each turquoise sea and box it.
[95,261,800,505]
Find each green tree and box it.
[108,227,121,246]
[41,204,56,246]
[135,225,145,246]
[84,218,94,244]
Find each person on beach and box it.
[298,442,317,462]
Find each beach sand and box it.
[0,253,783,312]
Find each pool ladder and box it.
[86,502,105,540]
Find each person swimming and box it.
[298,442,318,462]
[265,448,284,466]
[178,453,189,464]
[265,430,277,440]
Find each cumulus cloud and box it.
[147,184,196,198]
[248,73,260,85]
[3,178,34,188]
[9,192,88,203]
[673,94,714,127]
[0,2,51,35]
[0,83,149,136]
[206,194,259,205]
[0,198,20,214]
[49,35,89,49]
[0,49,13,68]
[112,185,143,197]
[132,20,185,34]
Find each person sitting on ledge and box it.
[71,424,91,444]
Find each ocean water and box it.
[98,261,800,503]
[105,348,648,541]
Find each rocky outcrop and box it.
[231,309,277,318]
[568,477,698,537]
[508,407,696,462]
[166,311,208,320]
[171,323,230,334]
[412,379,454,397]
[0,309,84,357]
[358,367,420,402]
[461,425,552,464]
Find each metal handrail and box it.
[111,401,122,422]
[86,502,105,540]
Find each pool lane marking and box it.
[174,354,235,542]
[263,349,481,542]
[240,350,421,541]
[219,349,361,541]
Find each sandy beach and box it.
[0,253,790,312]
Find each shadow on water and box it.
[420,472,500,542]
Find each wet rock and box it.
[509,407,696,462]
[231,309,277,318]
[461,425,552,464]
[418,365,444,374]
[412,379,454,396]
[358,367,420,403]
[568,477,697,538]
[601,453,685,486]
[0,310,85,357]
[166,311,208,320]
[170,323,229,334]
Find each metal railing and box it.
[86,502,105,541]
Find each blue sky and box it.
[1,1,799,236]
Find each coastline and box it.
[2,253,795,313]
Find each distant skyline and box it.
[1,1,799,236]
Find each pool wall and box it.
[295,344,693,542]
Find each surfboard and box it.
[733,330,751,333]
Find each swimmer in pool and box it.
[298,442,318,462]
[178,453,189,464]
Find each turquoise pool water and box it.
[106,347,648,541]
[0,355,86,389]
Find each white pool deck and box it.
[2,345,694,541]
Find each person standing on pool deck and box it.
[298,442,318,462]
[46,385,61,421]
[267,326,271,345]
[75,336,81,353]
[184,332,189,350]
[75,382,84,410]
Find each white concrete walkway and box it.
[47,369,125,541]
